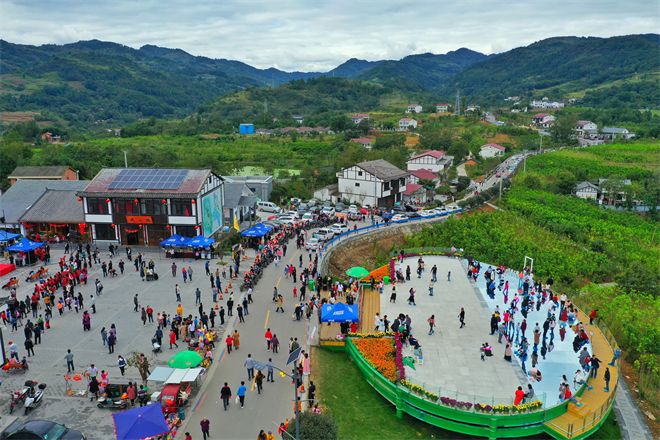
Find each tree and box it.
[556,170,577,195]
[615,261,660,298]
[520,173,542,190]
[550,113,579,146]
[286,411,338,440]
[373,133,406,150]
[356,118,373,134]
[330,115,351,133]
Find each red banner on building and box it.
[126,216,153,224]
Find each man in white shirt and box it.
[574,369,593,391]
[87,364,99,378]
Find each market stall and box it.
[6,237,45,266]
[159,234,194,259]
[112,402,172,440]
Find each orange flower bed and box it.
[353,338,397,382]
[361,264,390,282]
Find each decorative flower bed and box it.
[353,338,397,383]
[395,333,406,381]
[348,332,394,338]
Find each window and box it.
[355,183,360,187]
[171,200,193,216]
[383,182,390,191]
[113,199,137,215]
[392,179,400,189]
[177,226,197,238]
[87,198,108,214]
[95,224,116,240]
[357,171,363,176]
[140,200,167,216]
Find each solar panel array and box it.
[108,169,187,190]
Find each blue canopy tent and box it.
[184,235,216,248]
[0,231,21,242]
[112,402,169,440]
[321,302,359,323]
[240,223,274,237]
[159,234,192,246]
[6,238,45,252]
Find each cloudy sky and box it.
[3,1,658,72]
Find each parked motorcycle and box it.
[96,394,128,409]
[10,380,37,414]
[24,383,47,415]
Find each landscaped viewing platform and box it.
[320,252,619,440]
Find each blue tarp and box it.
[159,234,192,246]
[6,238,44,252]
[321,302,359,323]
[112,401,169,440]
[0,231,21,242]
[185,235,217,248]
[240,223,273,237]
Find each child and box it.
[447,271,451,282]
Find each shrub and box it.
[286,411,338,440]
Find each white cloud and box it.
[2,0,658,71]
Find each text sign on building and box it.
[126,216,153,224]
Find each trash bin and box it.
[178,408,185,421]
[383,276,390,285]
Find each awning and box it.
[0,231,21,242]
[147,366,204,383]
[184,235,216,248]
[240,223,273,237]
[6,238,45,252]
[321,302,359,323]
[159,234,192,246]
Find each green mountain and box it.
[438,34,660,106]
[351,48,490,89]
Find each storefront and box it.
[79,168,224,246]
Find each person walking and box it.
[225,334,233,354]
[265,328,273,351]
[233,330,241,350]
[458,308,465,328]
[590,355,601,378]
[237,381,247,408]
[25,337,35,357]
[266,358,274,382]
[427,315,435,335]
[108,332,116,354]
[175,284,181,302]
[604,367,611,392]
[117,355,126,376]
[169,330,179,349]
[255,370,264,394]
[195,288,201,305]
[407,288,416,306]
[244,354,255,380]
[237,304,245,323]
[220,382,232,410]
[64,349,74,372]
[188,266,193,281]
[200,418,210,440]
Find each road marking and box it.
[276,277,282,288]
[220,347,227,363]
[193,391,207,411]
[288,250,299,263]
[264,310,270,329]
[250,376,256,392]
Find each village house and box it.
[399,118,418,130]
[40,132,61,142]
[479,143,506,158]
[466,104,480,112]
[532,113,556,127]
[406,104,423,114]
[351,114,370,124]
[573,181,599,199]
[402,183,428,204]
[407,168,438,186]
[602,127,635,140]
[576,121,598,135]
[8,166,79,186]
[436,104,450,113]
[406,150,453,173]
[350,138,372,149]
[336,159,408,207]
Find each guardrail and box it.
[317,209,463,263]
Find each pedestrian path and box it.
[356,287,380,334]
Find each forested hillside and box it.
[438,34,660,106]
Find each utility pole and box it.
[372,165,378,208]
[123,151,128,168]
[454,87,461,116]
[499,175,503,200]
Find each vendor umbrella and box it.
[112,402,169,440]
[168,351,204,369]
[346,267,369,278]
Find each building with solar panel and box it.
[78,168,224,246]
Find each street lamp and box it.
[254,346,304,440]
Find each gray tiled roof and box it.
[224,183,257,209]
[0,180,89,224]
[19,189,85,223]
[355,159,408,181]
[8,166,74,179]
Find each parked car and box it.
[323,201,333,207]
[331,223,350,235]
[314,228,335,241]
[321,207,336,216]
[257,202,281,213]
[391,214,407,221]
[404,205,418,212]
[420,209,437,217]
[308,206,321,214]
[391,205,406,213]
[301,213,314,223]
[0,420,86,440]
[305,238,323,251]
[406,212,421,218]
[335,203,346,212]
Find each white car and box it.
[331,223,349,235]
[278,217,296,225]
[305,238,323,251]
[420,209,437,217]
[348,205,359,214]
[322,207,336,216]
[391,214,407,221]
[314,228,335,241]
[301,213,314,223]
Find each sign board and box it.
[126,216,153,224]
